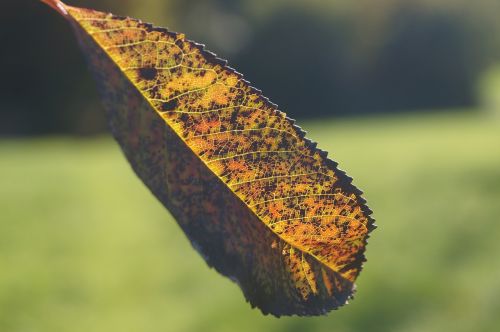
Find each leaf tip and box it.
[41,0,68,17]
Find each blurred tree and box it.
[366,5,478,112]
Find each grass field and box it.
[1,110,499,332]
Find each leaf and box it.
[42,0,375,316]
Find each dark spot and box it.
[175,39,184,48]
[162,99,178,112]
[278,139,289,150]
[138,67,158,80]
[230,108,239,124]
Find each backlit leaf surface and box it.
[42,0,375,316]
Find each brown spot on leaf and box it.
[161,99,178,112]
[138,67,158,80]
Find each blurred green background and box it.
[1,0,500,331]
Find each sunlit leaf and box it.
[42,0,375,316]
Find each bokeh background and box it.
[1,0,500,331]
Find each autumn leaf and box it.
[41,0,375,316]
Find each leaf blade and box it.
[43,0,375,316]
